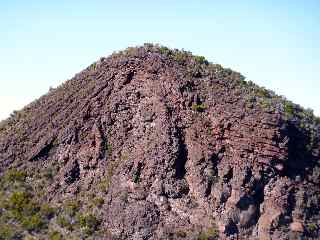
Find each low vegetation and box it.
[49,231,63,240]
[78,213,100,235]
[192,103,206,112]
[198,227,219,240]
[0,169,103,239]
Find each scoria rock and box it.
[0,44,319,239]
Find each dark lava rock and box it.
[0,44,319,239]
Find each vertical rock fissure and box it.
[175,128,188,179]
[205,153,220,196]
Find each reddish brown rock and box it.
[0,45,319,239]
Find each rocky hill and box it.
[0,44,319,240]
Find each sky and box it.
[0,0,319,120]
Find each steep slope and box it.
[0,44,319,240]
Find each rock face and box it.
[0,44,319,239]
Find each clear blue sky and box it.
[0,0,319,120]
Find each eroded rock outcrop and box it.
[0,44,319,239]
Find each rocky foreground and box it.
[0,44,319,239]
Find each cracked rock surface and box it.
[0,45,319,239]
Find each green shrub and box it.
[172,51,189,64]
[307,223,318,232]
[0,173,58,235]
[40,203,56,219]
[3,169,26,183]
[21,213,46,231]
[97,179,109,193]
[284,102,295,117]
[4,191,38,221]
[159,46,171,55]
[132,170,140,183]
[123,47,139,57]
[78,214,100,235]
[57,215,73,231]
[254,87,270,98]
[0,224,19,240]
[192,103,206,112]
[6,191,31,210]
[198,227,219,240]
[193,55,208,64]
[106,143,112,155]
[49,231,63,240]
[90,62,97,71]
[176,230,187,238]
[143,43,154,50]
[64,200,80,217]
[104,160,120,190]
[43,167,55,180]
[92,197,104,207]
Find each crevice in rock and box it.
[286,188,296,221]
[225,220,239,236]
[281,122,317,181]
[65,161,80,184]
[242,168,253,187]
[93,121,106,160]
[252,182,265,205]
[223,167,233,183]
[236,196,254,211]
[179,80,194,94]
[174,128,188,179]
[132,162,142,183]
[124,71,134,85]
[30,138,55,161]
[249,180,265,228]
[205,154,219,196]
